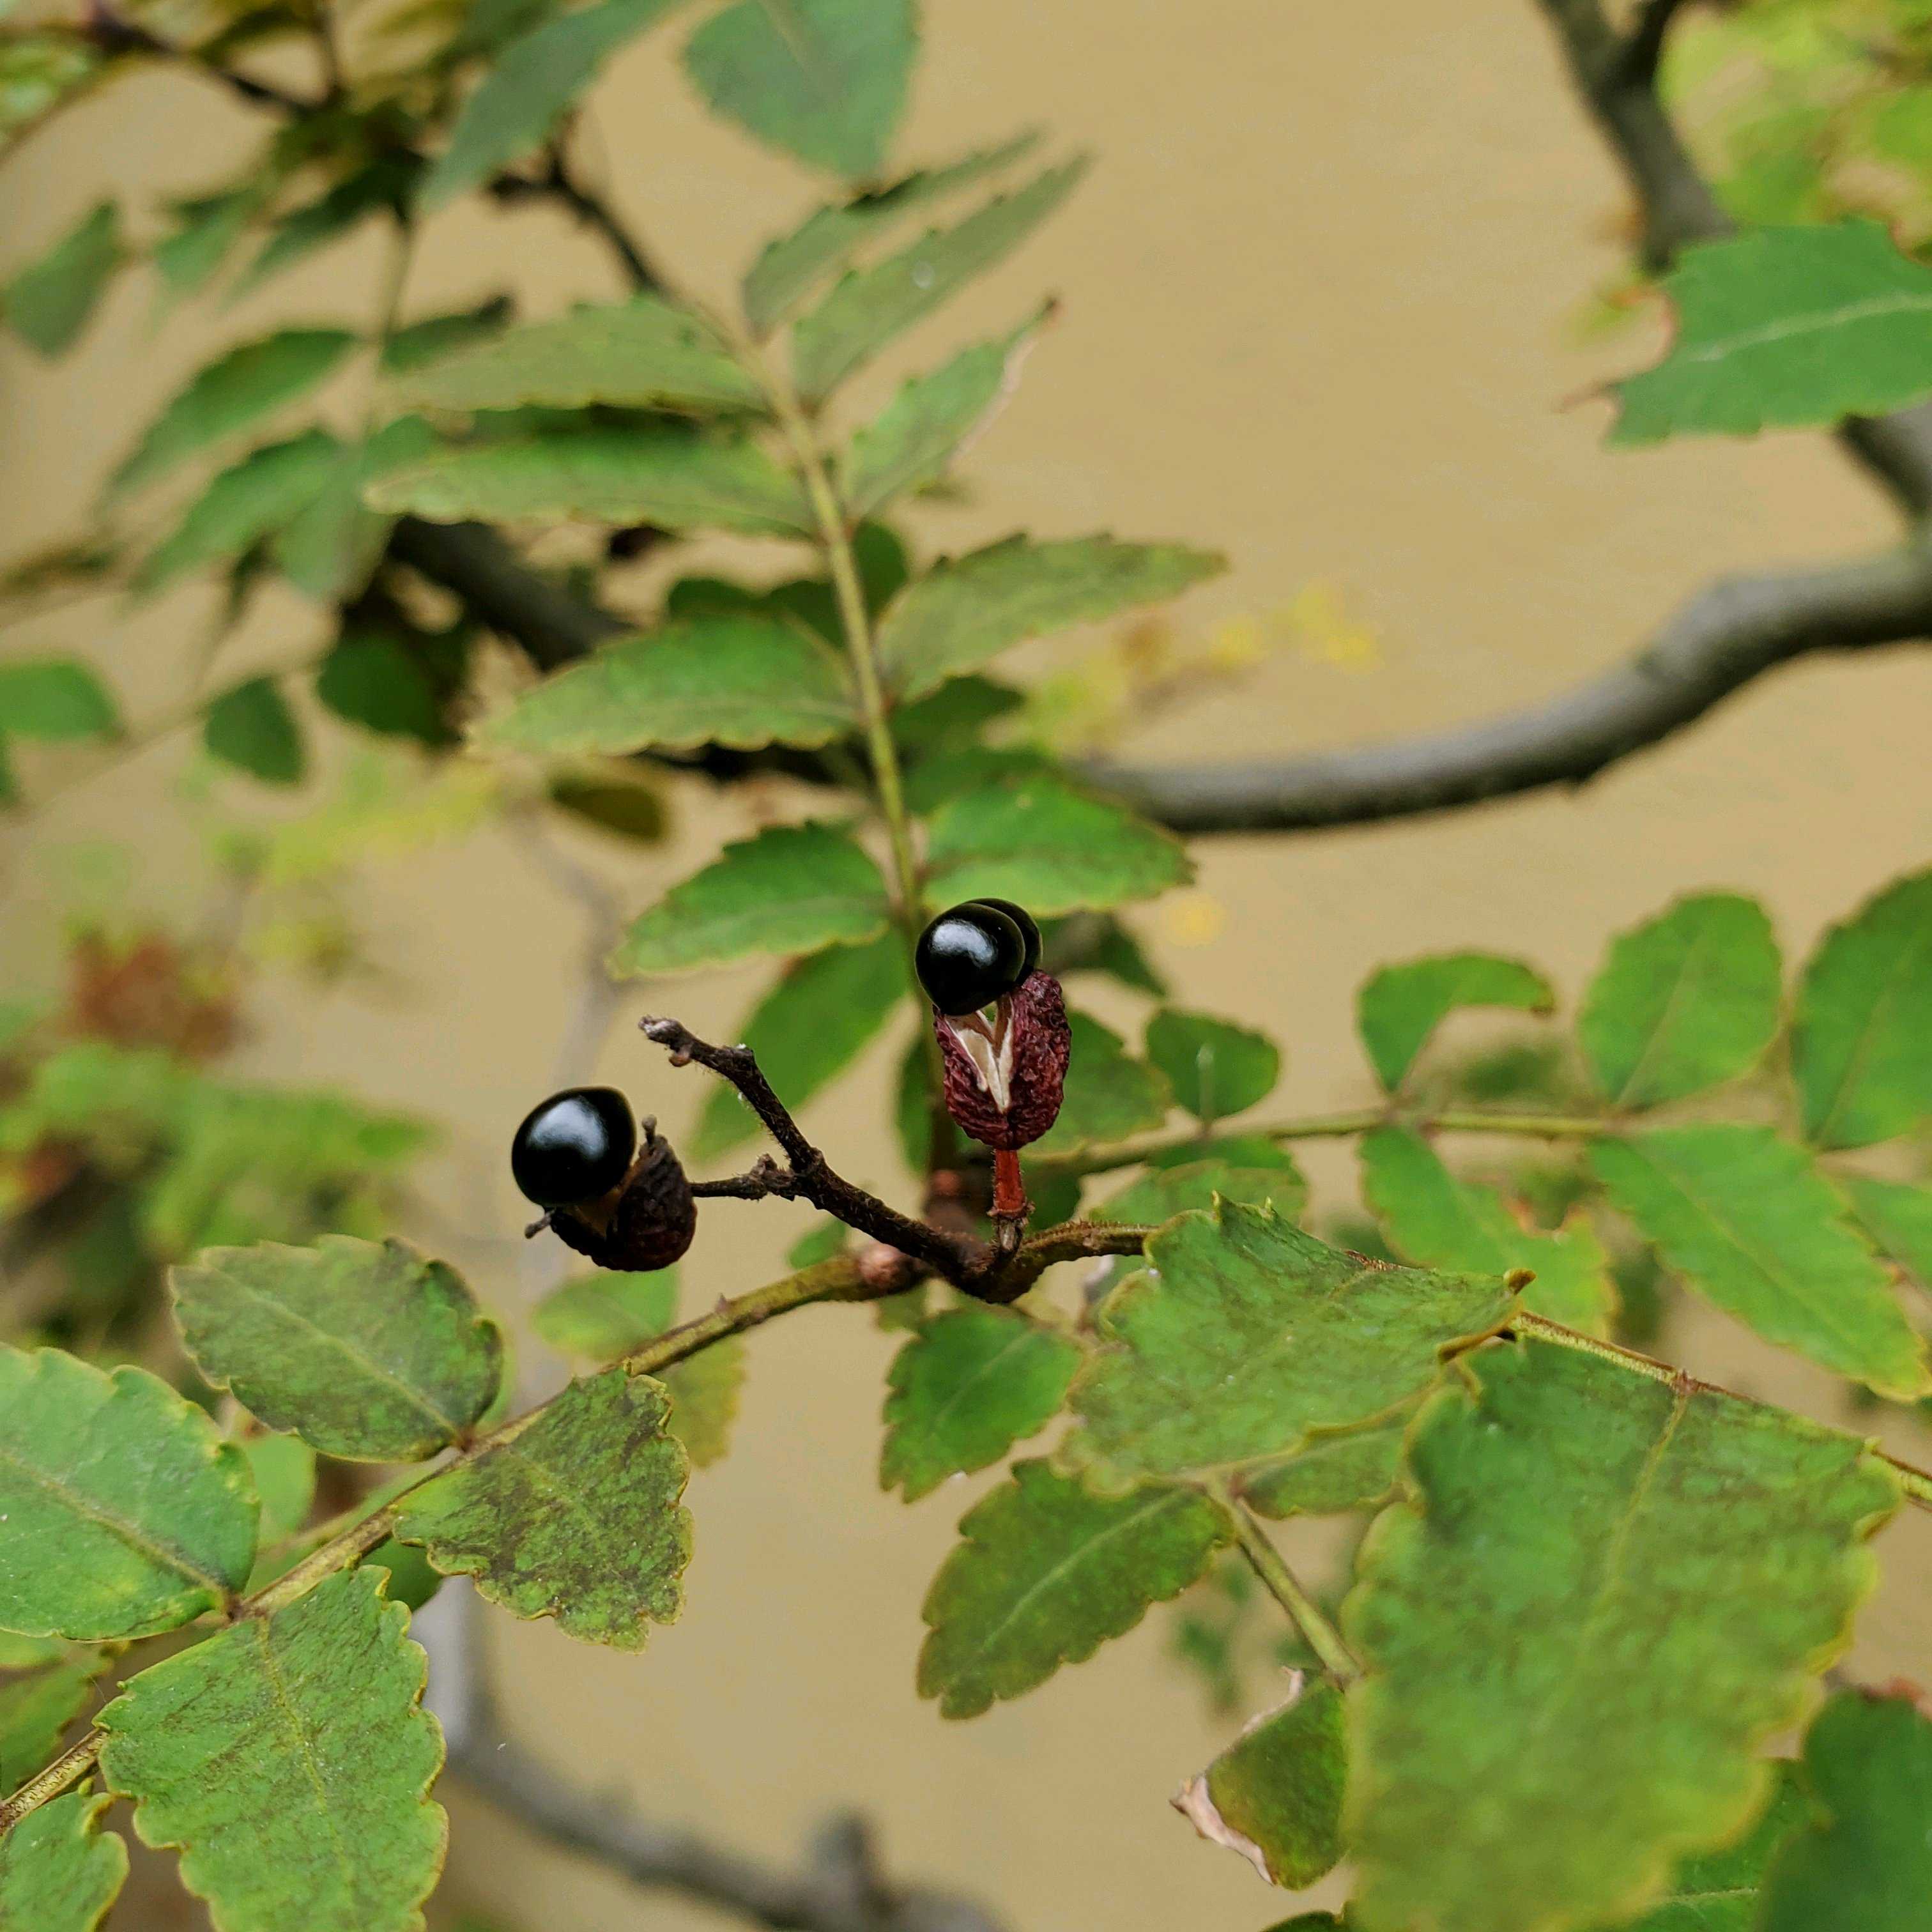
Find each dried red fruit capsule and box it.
[516,1092,697,1272]
[919,901,1071,1223]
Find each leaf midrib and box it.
[201,1279,467,1443]
[0,1438,231,1605]
[1674,286,1932,371]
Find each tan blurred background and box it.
[6,0,1932,1926]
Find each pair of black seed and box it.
[511,1087,695,1271]
[914,898,1041,1015]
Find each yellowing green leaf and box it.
[0,1789,125,1932]
[1614,224,1932,443]
[1066,1200,1514,1486]
[1355,952,1554,1093]
[877,533,1225,702]
[1579,893,1782,1108]
[1591,1126,1929,1397]
[793,160,1089,402]
[613,822,889,975]
[367,430,814,534]
[694,934,907,1158]
[1793,869,1932,1149]
[418,0,682,209]
[0,1347,256,1641]
[1604,1774,1810,1932]
[1174,1678,1346,1889]
[841,308,1046,520]
[171,1236,503,1462]
[1361,1126,1615,1334]
[110,330,357,500]
[98,1567,445,1932]
[1346,1340,1898,1932]
[882,1306,1081,1501]
[684,0,915,178]
[3,201,119,358]
[743,133,1041,335]
[917,1459,1230,1718]
[478,617,854,757]
[392,295,763,414]
[924,775,1191,918]
[1758,1689,1932,1932]
[394,1368,690,1649]
[1144,1008,1280,1124]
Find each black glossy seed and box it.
[915,903,1030,1015]
[965,898,1041,979]
[511,1086,637,1208]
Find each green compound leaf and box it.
[1361,1126,1616,1335]
[1613,223,1932,443]
[1065,1200,1515,1486]
[1144,1008,1280,1125]
[877,532,1225,703]
[793,159,1090,402]
[0,1657,101,1788]
[1758,1689,1932,1932]
[137,431,343,592]
[882,1305,1082,1502]
[917,1459,1231,1719]
[97,1567,445,1932]
[1579,893,1782,1108]
[694,933,906,1159]
[1028,1012,1171,1158]
[744,132,1041,336]
[0,1347,256,1640]
[151,186,261,303]
[418,0,682,210]
[1603,1774,1809,1932]
[533,1269,679,1361]
[0,1790,126,1932]
[613,822,888,976]
[1355,951,1555,1093]
[1174,1678,1346,1889]
[1591,1125,1929,1397]
[684,0,915,178]
[923,774,1192,918]
[394,1368,690,1648]
[369,427,815,534]
[170,1236,503,1462]
[478,617,854,757]
[202,677,305,788]
[0,659,118,742]
[1240,1414,1409,1521]
[1092,1151,1309,1229]
[1841,1174,1932,1291]
[1791,868,1932,1149]
[392,295,763,414]
[1344,1340,1899,1932]
[3,200,120,358]
[662,1340,745,1470]
[841,307,1048,521]
[109,329,358,500]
